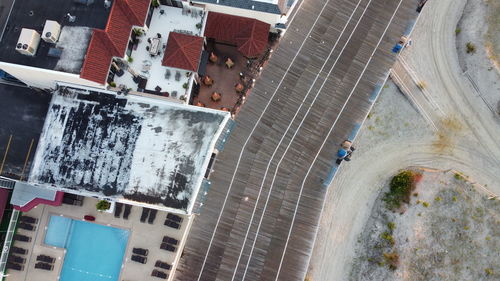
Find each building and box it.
[191,0,300,30]
[27,85,231,214]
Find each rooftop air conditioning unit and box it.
[42,20,61,43]
[16,28,40,56]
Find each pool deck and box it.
[5,197,192,281]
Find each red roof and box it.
[162,33,203,72]
[126,0,151,24]
[80,30,117,84]
[80,0,151,84]
[204,12,270,57]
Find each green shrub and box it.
[466,42,476,54]
[127,57,133,63]
[387,222,396,231]
[381,232,395,246]
[383,170,418,210]
[182,83,188,89]
[96,200,110,211]
[152,0,159,8]
[109,81,116,87]
[455,28,461,35]
[196,23,202,29]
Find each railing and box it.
[215,119,236,152]
[0,210,20,276]
[0,177,16,189]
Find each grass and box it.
[416,80,427,89]
[382,170,420,211]
[485,268,494,275]
[454,173,465,181]
[466,42,476,54]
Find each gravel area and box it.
[455,0,500,114]
[348,169,499,281]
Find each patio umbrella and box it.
[210,52,218,63]
[211,92,222,102]
[225,57,234,68]
[195,101,206,107]
[235,83,244,92]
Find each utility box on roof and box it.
[42,20,61,43]
[16,28,41,56]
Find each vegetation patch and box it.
[466,42,476,53]
[382,170,421,211]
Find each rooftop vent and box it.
[66,13,76,23]
[42,20,61,43]
[16,28,40,56]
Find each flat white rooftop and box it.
[29,85,230,214]
[114,5,204,102]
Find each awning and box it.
[11,182,63,212]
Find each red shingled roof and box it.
[80,0,151,85]
[162,33,203,72]
[80,30,118,84]
[204,12,270,57]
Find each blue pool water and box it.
[44,215,130,281]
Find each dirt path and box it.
[308,0,500,280]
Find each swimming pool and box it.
[45,215,130,281]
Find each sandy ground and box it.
[348,169,500,281]
[455,0,500,114]
[308,0,500,280]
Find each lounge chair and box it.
[151,269,168,279]
[155,260,171,270]
[164,220,180,229]
[160,243,176,252]
[6,262,23,271]
[13,234,31,242]
[132,248,149,256]
[8,255,25,264]
[148,209,157,224]
[35,262,53,271]
[11,246,27,255]
[37,255,55,263]
[131,254,147,264]
[18,223,35,231]
[140,208,150,223]
[114,202,123,218]
[162,236,178,245]
[123,204,132,220]
[20,216,38,224]
[167,213,183,223]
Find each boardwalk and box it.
[176,0,420,280]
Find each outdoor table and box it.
[211,92,221,102]
[149,37,161,55]
[225,58,234,68]
[235,83,244,92]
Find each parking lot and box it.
[0,84,50,179]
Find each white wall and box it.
[0,62,105,90]
[192,2,283,26]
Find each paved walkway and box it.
[174,0,420,280]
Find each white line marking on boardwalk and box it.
[195,0,336,279]
[274,1,405,280]
[234,0,375,279]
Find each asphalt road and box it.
[0,83,50,179]
[174,0,420,280]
